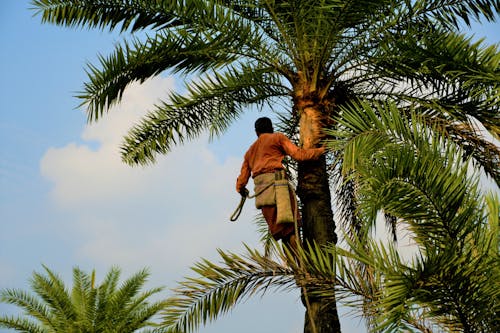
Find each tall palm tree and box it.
[0,266,167,332]
[157,103,499,333]
[32,1,500,331]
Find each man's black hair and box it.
[255,117,274,134]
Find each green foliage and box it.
[328,101,500,332]
[0,266,167,333]
[32,1,500,176]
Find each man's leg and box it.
[262,205,302,266]
[283,188,303,264]
[261,205,293,237]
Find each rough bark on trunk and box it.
[297,156,340,333]
[298,157,337,244]
[294,86,340,332]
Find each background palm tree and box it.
[0,266,167,332]
[158,102,499,333]
[32,1,499,331]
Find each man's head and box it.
[255,117,274,135]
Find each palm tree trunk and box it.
[297,156,340,333]
[298,157,337,244]
[293,93,340,332]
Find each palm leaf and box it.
[32,0,244,32]
[160,244,296,332]
[70,267,96,329]
[411,0,500,27]
[31,267,77,328]
[0,315,48,333]
[81,27,259,121]
[0,288,55,331]
[120,65,287,165]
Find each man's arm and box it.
[236,158,251,193]
[279,133,325,161]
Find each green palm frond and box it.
[324,1,500,92]
[0,315,48,333]
[31,0,247,32]
[373,27,500,122]
[81,26,260,121]
[161,244,295,332]
[71,267,96,329]
[326,100,397,176]
[94,267,121,327]
[260,0,394,71]
[36,0,271,123]
[120,65,287,165]
[31,267,77,327]
[106,270,143,328]
[350,16,500,169]
[108,268,149,313]
[334,203,498,332]
[31,0,179,32]
[411,0,500,27]
[485,192,500,252]
[336,237,415,331]
[159,239,354,333]
[0,288,55,330]
[414,113,500,186]
[109,269,167,332]
[253,213,277,257]
[343,220,500,333]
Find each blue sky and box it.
[0,1,498,332]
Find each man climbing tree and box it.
[236,117,325,253]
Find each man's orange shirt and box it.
[236,132,324,192]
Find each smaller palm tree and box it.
[0,266,167,332]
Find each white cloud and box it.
[39,76,261,286]
[40,77,173,207]
[81,76,173,146]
